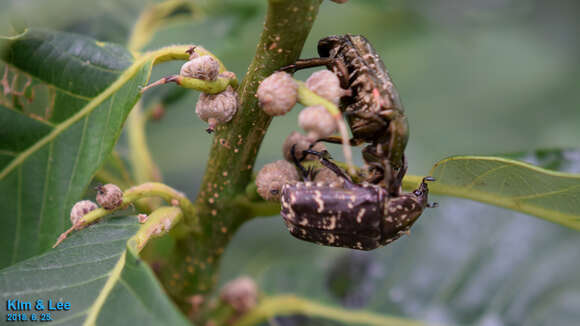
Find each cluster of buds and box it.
[141,46,238,133]
[256,68,347,136]
[255,68,353,200]
[182,47,239,133]
[69,183,124,226]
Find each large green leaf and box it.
[0,29,150,268]
[0,216,190,326]
[427,155,580,229]
[219,151,580,326]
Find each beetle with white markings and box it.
[280,149,435,250]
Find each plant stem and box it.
[130,206,184,252]
[235,295,431,326]
[52,182,198,248]
[160,0,323,311]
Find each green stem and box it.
[52,182,198,248]
[235,295,432,326]
[129,206,184,252]
[161,0,323,311]
[123,182,197,221]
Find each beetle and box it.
[282,34,408,196]
[280,148,435,251]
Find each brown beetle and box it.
[280,149,435,251]
[282,34,408,196]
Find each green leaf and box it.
[427,156,580,230]
[0,29,151,268]
[0,217,191,326]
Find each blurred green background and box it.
[2,0,579,324]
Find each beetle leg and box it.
[280,57,350,90]
[420,176,438,208]
[302,149,355,187]
[310,136,365,147]
[279,57,336,73]
[331,59,350,89]
[290,144,311,180]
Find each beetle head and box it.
[412,176,434,208]
[382,177,435,236]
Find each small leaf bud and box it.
[218,71,237,80]
[70,200,98,225]
[96,184,123,210]
[306,70,346,105]
[195,86,238,133]
[282,131,326,162]
[219,276,258,314]
[180,55,220,81]
[257,71,298,116]
[298,105,337,139]
[256,160,299,201]
[313,167,345,187]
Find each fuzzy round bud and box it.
[219,276,258,313]
[70,200,98,225]
[282,131,326,162]
[196,86,238,133]
[219,71,237,80]
[314,167,345,187]
[256,160,299,201]
[298,105,337,139]
[96,184,123,210]
[257,72,298,116]
[306,70,345,105]
[180,55,220,81]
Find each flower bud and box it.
[282,131,326,162]
[298,105,337,140]
[219,276,258,313]
[257,72,298,116]
[306,70,346,105]
[218,71,236,80]
[314,167,345,187]
[196,86,238,133]
[256,160,299,201]
[180,55,220,81]
[96,184,123,210]
[70,200,98,225]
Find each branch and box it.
[161,0,324,308]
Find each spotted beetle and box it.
[280,149,435,251]
[282,34,408,196]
